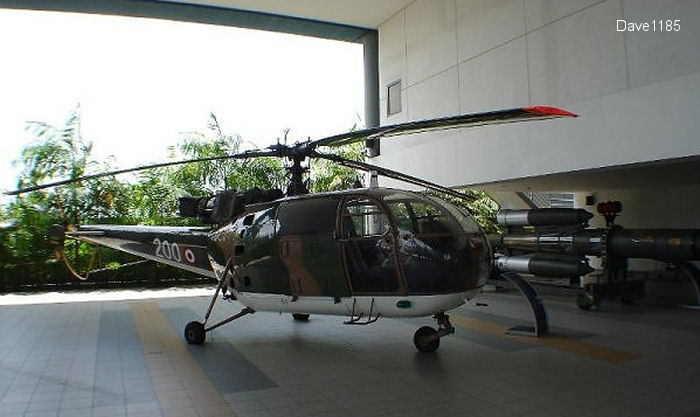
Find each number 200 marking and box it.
[153,238,181,262]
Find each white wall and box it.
[576,186,700,230]
[375,0,700,275]
[375,0,700,190]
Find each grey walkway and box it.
[1,288,699,417]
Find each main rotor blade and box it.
[309,106,577,149]
[5,149,276,196]
[315,153,474,202]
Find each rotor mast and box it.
[269,143,312,196]
[286,155,309,196]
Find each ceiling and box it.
[0,0,409,42]
[477,156,700,193]
[163,0,413,28]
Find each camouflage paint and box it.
[69,225,214,277]
[71,188,491,299]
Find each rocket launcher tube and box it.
[495,254,594,278]
[498,229,605,255]
[497,208,594,226]
[496,227,700,260]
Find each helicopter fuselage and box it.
[209,187,492,318]
[69,187,492,319]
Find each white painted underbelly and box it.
[233,290,479,318]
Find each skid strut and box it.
[344,298,381,325]
[205,307,254,333]
[184,260,254,345]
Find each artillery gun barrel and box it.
[497,208,593,226]
[493,227,700,260]
[495,254,594,277]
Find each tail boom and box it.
[66,225,215,278]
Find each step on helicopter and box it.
[8,106,700,352]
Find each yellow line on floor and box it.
[450,315,640,364]
[130,301,237,417]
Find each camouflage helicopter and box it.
[11,106,699,352]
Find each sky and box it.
[0,9,364,202]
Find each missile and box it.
[494,227,700,260]
[495,254,594,278]
[497,208,594,226]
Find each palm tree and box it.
[18,106,122,225]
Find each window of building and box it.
[387,80,402,116]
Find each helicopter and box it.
[9,105,700,352]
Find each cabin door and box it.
[339,196,403,294]
[276,197,349,298]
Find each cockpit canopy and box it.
[235,188,492,295]
[338,191,491,294]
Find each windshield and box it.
[382,192,491,293]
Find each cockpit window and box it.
[277,197,340,235]
[382,192,490,294]
[342,198,391,238]
[250,207,278,239]
[427,195,482,234]
[340,196,401,293]
[392,200,454,235]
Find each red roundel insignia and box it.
[184,248,196,264]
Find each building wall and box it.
[375,0,700,274]
[374,0,700,189]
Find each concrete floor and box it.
[1,287,699,417]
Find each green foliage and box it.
[1,198,56,264]
[170,113,286,196]
[429,188,501,234]
[18,108,126,225]
[121,168,180,225]
[2,108,133,278]
[311,142,365,192]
